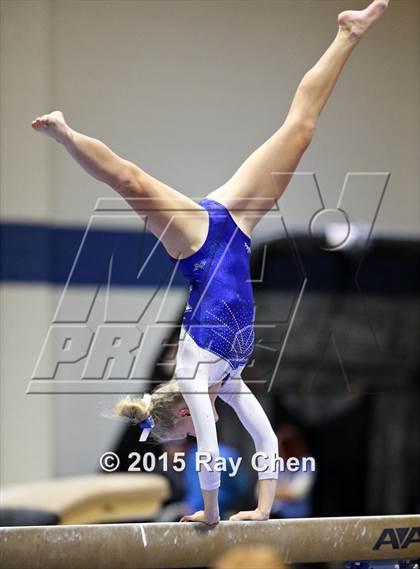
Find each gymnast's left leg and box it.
[208,0,389,235]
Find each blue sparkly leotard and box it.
[173,200,278,493]
[178,198,255,370]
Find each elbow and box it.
[197,444,219,457]
[268,429,279,453]
[254,427,278,453]
[196,443,220,463]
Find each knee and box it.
[286,116,316,150]
[297,118,316,149]
[112,162,145,196]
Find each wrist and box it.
[203,488,219,511]
[204,504,219,516]
[204,502,219,523]
[205,509,220,524]
[256,507,270,520]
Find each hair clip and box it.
[138,415,155,442]
[138,394,154,442]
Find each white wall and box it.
[1,0,418,484]
[1,0,54,484]
[45,0,420,235]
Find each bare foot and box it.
[31,110,71,144]
[338,0,389,39]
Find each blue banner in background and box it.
[1,222,418,293]
[0,222,184,287]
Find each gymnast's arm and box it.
[176,369,221,525]
[218,378,279,520]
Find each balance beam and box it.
[1,515,419,569]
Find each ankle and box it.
[62,127,75,147]
[336,26,361,47]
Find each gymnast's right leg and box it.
[208,0,389,236]
[31,111,208,259]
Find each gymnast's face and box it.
[170,399,219,441]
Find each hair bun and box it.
[114,396,150,425]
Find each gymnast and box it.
[32,0,389,526]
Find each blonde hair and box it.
[114,378,183,442]
[213,545,286,569]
